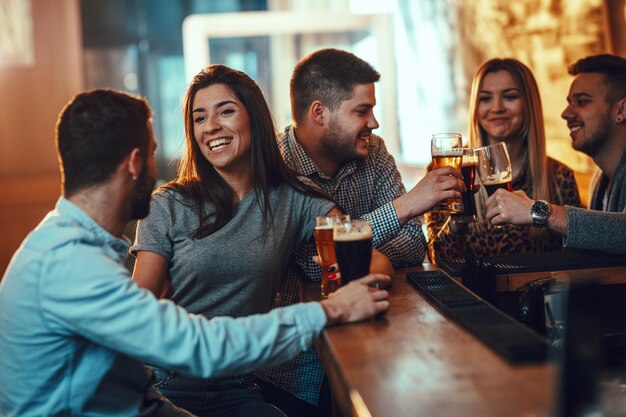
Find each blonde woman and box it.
[427,58,581,264]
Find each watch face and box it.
[534,201,549,217]
[532,201,550,227]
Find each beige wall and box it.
[0,0,83,274]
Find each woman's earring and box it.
[617,116,624,123]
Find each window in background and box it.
[181,10,397,157]
[80,0,268,182]
[80,0,615,191]
[0,0,35,68]
[181,1,469,190]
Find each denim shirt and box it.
[0,197,326,417]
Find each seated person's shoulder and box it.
[151,183,197,208]
[295,175,318,188]
[368,134,389,153]
[26,214,100,255]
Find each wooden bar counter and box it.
[496,266,626,292]
[302,266,555,417]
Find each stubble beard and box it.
[574,113,612,157]
[131,169,156,220]
[321,117,367,164]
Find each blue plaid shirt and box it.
[257,125,426,404]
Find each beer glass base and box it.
[321,281,340,298]
[433,203,463,213]
[450,214,477,224]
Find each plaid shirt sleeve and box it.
[361,139,426,268]
[292,240,322,283]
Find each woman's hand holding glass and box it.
[485,189,533,226]
[475,142,513,228]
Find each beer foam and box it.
[315,225,334,230]
[333,229,372,241]
[432,148,464,157]
[482,172,511,185]
[461,155,478,165]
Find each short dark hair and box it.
[290,48,380,125]
[56,89,152,196]
[568,54,626,104]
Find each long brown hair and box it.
[166,64,332,239]
[468,58,553,223]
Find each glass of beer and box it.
[451,147,478,223]
[475,142,513,196]
[431,133,464,213]
[315,214,350,297]
[333,220,372,286]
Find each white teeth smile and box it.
[208,138,231,150]
[570,126,582,132]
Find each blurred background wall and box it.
[0,0,83,273]
[1,0,624,274]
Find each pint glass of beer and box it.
[315,215,350,297]
[333,220,372,286]
[431,133,463,213]
[451,148,478,223]
[475,142,512,196]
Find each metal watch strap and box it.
[531,200,549,228]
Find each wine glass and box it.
[475,142,512,197]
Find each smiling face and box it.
[477,70,525,144]
[561,73,613,157]
[320,83,379,162]
[192,84,252,177]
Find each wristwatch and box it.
[530,200,550,228]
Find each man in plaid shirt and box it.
[257,48,464,416]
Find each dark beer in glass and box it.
[333,220,372,285]
[476,142,512,196]
[483,179,513,196]
[452,149,478,223]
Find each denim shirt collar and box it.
[56,197,130,260]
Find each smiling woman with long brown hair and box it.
[427,58,581,264]
[130,64,392,417]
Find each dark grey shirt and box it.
[564,149,626,253]
[132,183,334,318]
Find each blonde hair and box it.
[468,58,554,224]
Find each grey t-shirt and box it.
[131,183,333,319]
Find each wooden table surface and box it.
[496,265,626,291]
[303,266,556,417]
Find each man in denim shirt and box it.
[0,89,391,417]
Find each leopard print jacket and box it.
[426,157,581,264]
